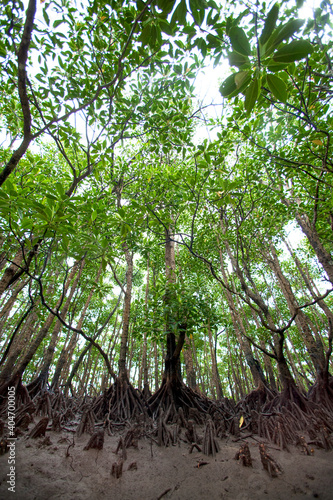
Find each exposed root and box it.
[185,419,201,445]
[0,375,31,411]
[157,412,175,447]
[238,385,277,413]
[35,392,53,418]
[26,372,48,399]
[93,378,148,422]
[295,434,313,455]
[84,430,104,450]
[259,443,282,477]
[51,411,62,432]
[111,459,123,479]
[308,375,333,413]
[29,417,49,439]
[76,404,95,436]
[234,383,333,449]
[235,442,252,467]
[203,416,220,456]
[148,378,212,422]
[15,401,35,431]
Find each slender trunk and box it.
[118,243,133,381]
[207,318,223,399]
[183,333,197,390]
[78,349,93,396]
[227,330,242,400]
[32,260,84,384]
[154,342,159,392]
[219,250,267,389]
[0,279,28,337]
[295,211,333,285]
[164,226,181,382]
[221,224,295,392]
[0,263,79,386]
[142,258,150,396]
[51,262,102,389]
[0,248,23,298]
[266,243,326,377]
[191,333,205,393]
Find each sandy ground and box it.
[0,426,332,500]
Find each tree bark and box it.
[51,261,101,389]
[207,318,223,399]
[266,243,326,378]
[295,211,333,285]
[0,249,24,298]
[0,263,79,386]
[118,243,133,381]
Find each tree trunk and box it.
[28,260,85,392]
[153,342,159,392]
[51,261,101,389]
[0,248,23,298]
[0,263,79,387]
[183,333,197,390]
[266,243,326,378]
[222,229,295,392]
[295,211,333,285]
[207,318,223,399]
[142,258,150,396]
[219,248,268,390]
[118,243,133,381]
[0,279,28,336]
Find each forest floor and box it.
[1,423,333,500]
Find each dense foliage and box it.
[0,0,332,405]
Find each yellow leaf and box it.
[239,415,244,428]
[312,139,323,146]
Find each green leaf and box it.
[244,77,259,113]
[229,27,252,56]
[260,3,279,45]
[61,235,70,251]
[42,8,50,26]
[228,51,250,68]
[219,71,251,97]
[157,0,176,15]
[91,210,98,221]
[219,74,237,97]
[265,19,304,54]
[266,61,289,72]
[273,40,313,63]
[0,42,7,58]
[234,71,252,93]
[189,0,205,25]
[53,19,64,28]
[55,182,65,197]
[267,74,287,102]
[171,0,187,26]
[159,19,174,36]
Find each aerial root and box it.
[148,379,213,422]
[157,411,176,447]
[93,378,148,422]
[51,411,62,432]
[76,404,95,436]
[35,392,53,418]
[259,443,282,477]
[203,416,219,456]
[29,417,49,439]
[235,442,252,467]
[84,429,104,450]
[111,459,123,479]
